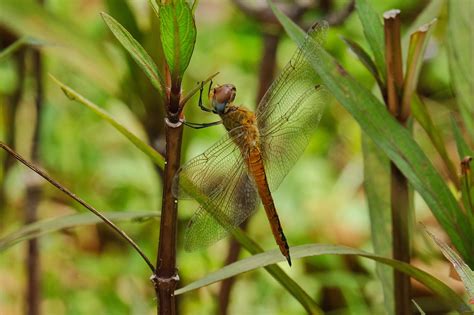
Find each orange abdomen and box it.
[247,148,291,265]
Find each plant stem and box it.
[384,10,403,118]
[384,9,411,315]
[25,43,43,315]
[154,83,183,315]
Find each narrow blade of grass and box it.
[341,36,384,94]
[447,0,474,139]
[412,96,459,187]
[355,0,386,81]
[176,244,471,312]
[50,75,165,170]
[0,211,159,252]
[451,115,474,160]
[362,136,394,314]
[425,229,474,305]
[105,0,142,42]
[179,176,323,314]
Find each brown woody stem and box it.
[154,70,184,314]
[384,9,411,315]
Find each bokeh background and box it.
[0,0,465,314]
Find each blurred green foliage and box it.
[0,0,470,314]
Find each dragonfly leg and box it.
[198,81,214,113]
[208,79,213,97]
[184,120,222,129]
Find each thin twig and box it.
[0,142,155,273]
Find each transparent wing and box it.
[256,22,329,191]
[173,127,259,251]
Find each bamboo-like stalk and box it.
[384,9,411,315]
[154,67,184,314]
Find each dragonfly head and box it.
[211,84,236,114]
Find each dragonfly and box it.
[174,22,328,266]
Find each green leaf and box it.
[175,244,471,312]
[448,0,474,139]
[270,2,473,267]
[101,12,166,96]
[50,75,165,170]
[426,229,474,305]
[342,36,384,92]
[401,20,436,121]
[355,0,386,81]
[362,135,394,314]
[404,0,444,43]
[0,0,119,92]
[105,0,142,41]
[451,116,473,160]
[0,211,159,252]
[159,0,197,81]
[412,299,426,314]
[412,96,458,187]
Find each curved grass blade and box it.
[101,12,166,96]
[175,244,471,312]
[0,211,159,252]
[180,176,323,314]
[425,229,474,305]
[362,136,393,314]
[50,75,165,170]
[270,2,473,267]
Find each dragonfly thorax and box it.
[211,84,236,114]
